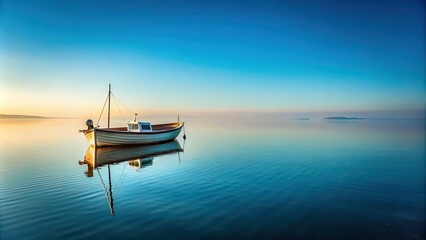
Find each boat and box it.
[81,84,185,147]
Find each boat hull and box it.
[84,123,183,147]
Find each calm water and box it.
[0,117,424,239]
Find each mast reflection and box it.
[79,140,184,215]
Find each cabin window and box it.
[130,124,139,130]
[141,124,151,131]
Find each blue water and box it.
[0,117,424,239]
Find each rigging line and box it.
[96,93,110,127]
[111,92,136,115]
[96,168,114,215]
[111,94,127,126]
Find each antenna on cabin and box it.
[133,113,138,122]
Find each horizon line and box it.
[1,111,424,121]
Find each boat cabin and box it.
[127,122,152,132]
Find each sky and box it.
[0,0,425,118]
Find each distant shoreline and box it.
[324,117,364,120]
[0,114,48,119]
[294,117,311,120]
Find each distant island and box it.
[0,114,47,119]
[324,117,364,120]
[294,118,311,120]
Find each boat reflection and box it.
[83,139,183,170]
[79,140,184,215]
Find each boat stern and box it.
[84,129,95,146]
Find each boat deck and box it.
[100,122,180,132]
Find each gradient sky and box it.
[0,0,424,118]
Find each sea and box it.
[0,117,424,239]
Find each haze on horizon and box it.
[0,0,424,119]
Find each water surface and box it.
[0,117,424,239]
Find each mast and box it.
[108,83,111,128]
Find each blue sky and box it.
[0,0,424,118]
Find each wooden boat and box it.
[81,84,185,147]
